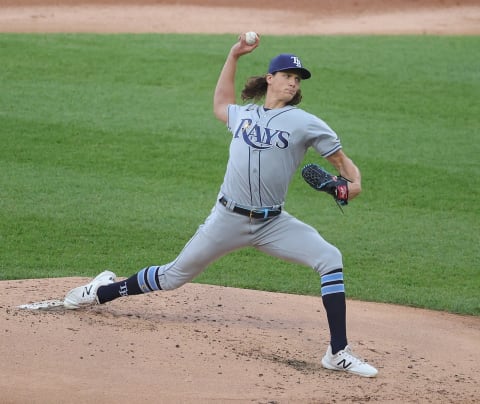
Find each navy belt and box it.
[219,197,281,219]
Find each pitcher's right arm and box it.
[213,33,260,123]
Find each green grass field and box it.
[1,34,478,315]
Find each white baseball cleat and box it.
[64,270,116,309]
[321,345,378,377]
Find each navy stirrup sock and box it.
[97,266,162,304]
[321,268,348,354]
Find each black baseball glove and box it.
[301,163,349,207]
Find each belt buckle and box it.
[250,208,269,219]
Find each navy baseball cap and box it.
[268,53,311,79]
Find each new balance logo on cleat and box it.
[336,359,352,370]
[82,285,93,297]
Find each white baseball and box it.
[245,31,258,45]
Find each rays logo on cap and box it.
[267,53,311,79]
[291,56,302,68]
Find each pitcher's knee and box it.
[158,273,188,291]
[157,263,203,291]
[314,244,343,276]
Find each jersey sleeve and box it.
[306,114,342,157]
[226,104,242,133]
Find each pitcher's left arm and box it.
[326,150,362,200]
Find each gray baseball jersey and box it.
[221,103,341,207]
[156,103,343,291]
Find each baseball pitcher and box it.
[63,33,378,377]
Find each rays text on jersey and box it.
[234,119,290,150]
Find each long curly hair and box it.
[240,75,302,106]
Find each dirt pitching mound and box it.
[2,278,480,403]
